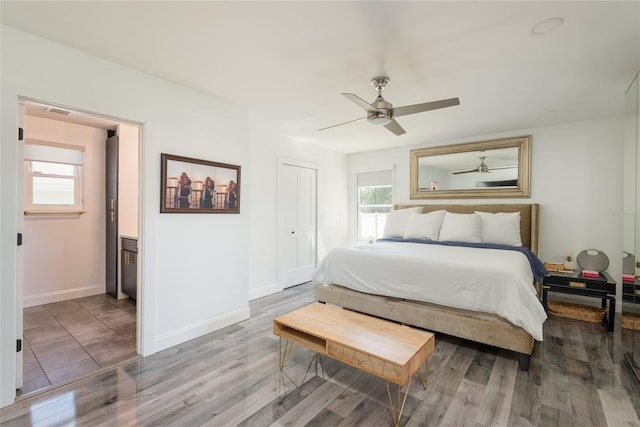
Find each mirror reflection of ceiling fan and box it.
[452,157,517,175]
[318,76,460,136]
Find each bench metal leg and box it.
[416,359,428,389]
[386,378,412,427]
[278,337,294,370]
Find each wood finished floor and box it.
[19,294,137,397]
[2,282,639,426]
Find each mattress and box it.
[313,240,547,340]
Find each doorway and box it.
[17,100,141,397]
[278,161,318,289]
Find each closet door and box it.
[278,162,317,288]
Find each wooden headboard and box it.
[395,203,540,256]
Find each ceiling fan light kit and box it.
[368,115,392,126]
[319,76,460,136]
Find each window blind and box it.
[356,170,392,187]
[24,142,85,165]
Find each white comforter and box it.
[314,241,547,341]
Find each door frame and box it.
[277,158,318,290]
[10,96,148,401]
[15,101,25,390]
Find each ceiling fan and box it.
[318,77,460,136]
[452,156,517,175]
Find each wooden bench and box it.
[273,302,435,426]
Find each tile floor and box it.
[19,294,138,397]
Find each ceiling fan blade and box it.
[317,116,367,131]
[452,168,478,175]
[488,165,517,171]
[383,119,406,136]
[392,97,460,118]
[342,93,382,113]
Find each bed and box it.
[315,203,546,371]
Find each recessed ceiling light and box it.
[531,17,564,35]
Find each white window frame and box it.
[357,185,393,241]
[356,170,393,242]
[24,140,85,215]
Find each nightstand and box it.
[542,270,616,332]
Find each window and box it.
[357,170,393,241]
[31,161,77,205]
[24,141,85,213]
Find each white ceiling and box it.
[2,1,639,153]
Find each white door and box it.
[278,163,317,288]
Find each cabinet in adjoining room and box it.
[121,237,137,301]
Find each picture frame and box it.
[160,153,241,213]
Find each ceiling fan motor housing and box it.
[368,97,393,125]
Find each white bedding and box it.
[313,241,547,341]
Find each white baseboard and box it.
[154,306,250,352]
[23,284,105,307]
[249,283,281,301]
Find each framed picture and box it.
[160,153,241,213]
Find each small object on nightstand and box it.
[565,254,574,270]
[623,251,635,275]
[582,270,600,278]
[576,249,609,272]
[544,262,565,272]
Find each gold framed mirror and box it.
[410,135,531,199]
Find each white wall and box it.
[1,25,251,406]
[246,114,349,300]
[349,117,624,307]
[22,116,107,306]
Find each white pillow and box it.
[403,210,446,241]
[475,211,523,246]
[438,212,482,243]
[382,207,423,238]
